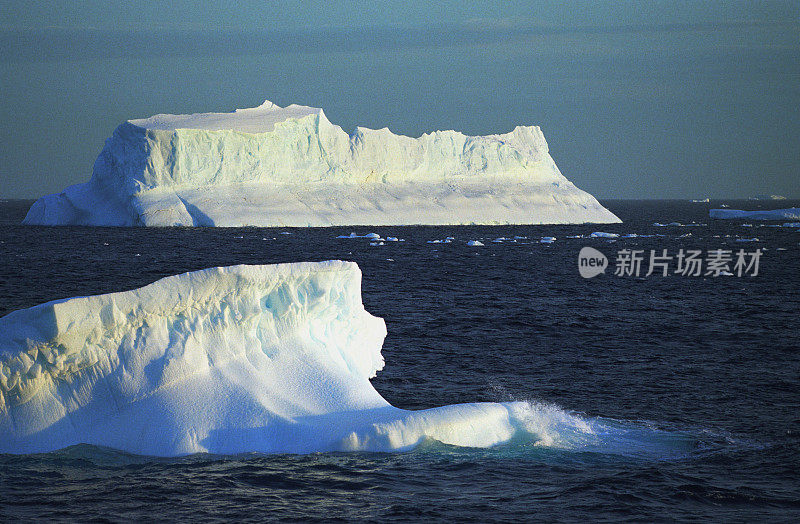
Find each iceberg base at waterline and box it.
[709,207,800,220]
[0,262,688,457]
[24,178,617,227]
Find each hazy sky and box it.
[1,1,798,199]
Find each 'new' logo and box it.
[578,247,608,278]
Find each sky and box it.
[1,1,798,199]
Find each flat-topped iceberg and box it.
[710,207,800,220]
[23,100,619,227]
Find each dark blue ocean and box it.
[0,199,798,522]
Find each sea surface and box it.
[0,199,798,522]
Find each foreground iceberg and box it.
[0,262,693,457]
[23,101,619,226]
[710,207,800,220]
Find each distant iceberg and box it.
[748,194,786,201]
[23,100,619,227]
[0,261,629,456]
[710,207,800,220]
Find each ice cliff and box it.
[23,100,619,226]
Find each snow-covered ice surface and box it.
[23,101,619,227]
[710,208,800,220]
[0,261,615,456]
[128,100,321,134]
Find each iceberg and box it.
[0,261,597,456]
[748,194,786,200]
[23,100,620,227]
[710,208,800,220]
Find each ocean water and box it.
[0,199,798,521]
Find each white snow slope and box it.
[23,101,619,226]
[0,261,612,456]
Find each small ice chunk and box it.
[466,240,484,246]
[590,232,619,238]
[337,232,383,240]
[782,222,800,228]
[540,236,556,243]
[385,237,404,242]
[735,238,760,242]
